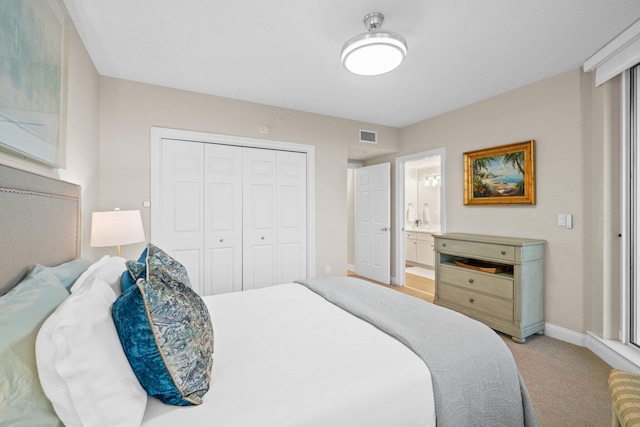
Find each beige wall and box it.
[2,3,621,338]
[97,77,401,272]
[0,10,101,260]
[365,68,620,336]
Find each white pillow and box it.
[70,255,126,295]
[36,277,147,427]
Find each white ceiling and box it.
[64,0,640,130]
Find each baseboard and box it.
[586,332,640,373]
[544,323,640,372]
[543,323,587,346]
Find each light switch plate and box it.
[557,214,566,226]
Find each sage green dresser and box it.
[433,233,545,343]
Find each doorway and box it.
[354,163,391,284]
[395,148,445,289]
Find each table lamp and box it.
[90,208,145,256]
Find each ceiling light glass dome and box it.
[341,12,408,76]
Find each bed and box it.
[0,164,538,427]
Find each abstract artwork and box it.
[0,0,67,167]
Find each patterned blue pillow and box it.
[112,244,212,406]
[120,248,148,292]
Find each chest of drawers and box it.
[433,233,545,343]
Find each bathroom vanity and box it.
[433,233,545,343]
[405,230,435,267]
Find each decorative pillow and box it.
[112,244,212,406]
[70,255,127,296]
[36,277,147,427]
[0,269,69,426]
[121,247,148,292]
[34,258,93,290]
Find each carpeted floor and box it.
[346,270,614,426]
[501,333,613,427]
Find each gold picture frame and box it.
[463,140,535,205]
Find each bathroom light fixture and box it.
[425,175,441,187]
[341,12,408,76]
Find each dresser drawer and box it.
[439,284,514,323]
[439,265,513,300]
[436,239,515,262]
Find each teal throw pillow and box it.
[120,247,148,292]
[112,244,212,406]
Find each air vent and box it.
[359,129,377,144]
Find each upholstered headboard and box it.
[0,164,81,295]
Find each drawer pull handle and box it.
[469,298,475,303]
[468,279,474,284]
[501,250,506,255]
[220,239,224,243]
[442,243,447,247]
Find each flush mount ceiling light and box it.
[341,12,408,76]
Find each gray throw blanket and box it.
[295,277,538,427]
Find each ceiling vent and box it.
[359,129,377,144]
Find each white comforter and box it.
[142,283,435,427]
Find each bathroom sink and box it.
[406,226,441,233]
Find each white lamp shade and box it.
[90,210,145,248]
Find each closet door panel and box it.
[277,151,307,283]
[204,144,243,295]
[246,245,275,289]
[159,139,308,295]
[161,139,204,294]
[243,148,277,290]
[206,247,237,295]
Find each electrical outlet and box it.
[325,265,331,274]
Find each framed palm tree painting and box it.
[463,140,535,205]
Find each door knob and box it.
[380,227,390,231]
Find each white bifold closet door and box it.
[160,138,306,296]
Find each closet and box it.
[155,138,307,296]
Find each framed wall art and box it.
[0,0,68,167]
[463,140,535,205]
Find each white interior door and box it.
[160,139,205,293]
[355,163,391,284]
[156,136,308,295]
[276,150,307,284]
[243,147,277,290]
[204,143,243,295]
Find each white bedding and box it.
[141,283,436,427]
